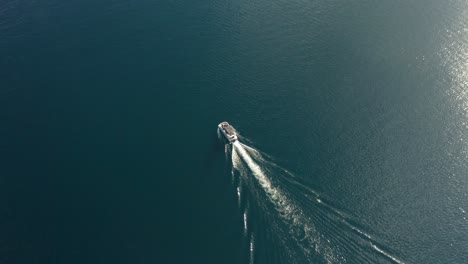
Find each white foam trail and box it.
[249,233,255,264]
[243,210,248,233]
[225,144,231,163]
[229,138,404,263]
[350,225,372,240]
[371,243,405,264]
[232,141,337,263]
[233,142,281,201]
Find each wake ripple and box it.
[221,130,403,263]
[233,141,337,263]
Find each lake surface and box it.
[1,0,468,263]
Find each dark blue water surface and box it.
[1,0,468,263]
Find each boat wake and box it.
[221,133,404,264]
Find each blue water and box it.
[1,0,468,263]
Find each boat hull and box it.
[218,122,238,143]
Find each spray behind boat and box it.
[217,121,405,264]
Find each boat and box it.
[218,121,238,143]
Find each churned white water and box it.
[222,131,404,264]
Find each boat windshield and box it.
[224,125,235,135]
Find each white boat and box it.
[218,121,238,143]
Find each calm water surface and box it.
[1,0,468,263]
